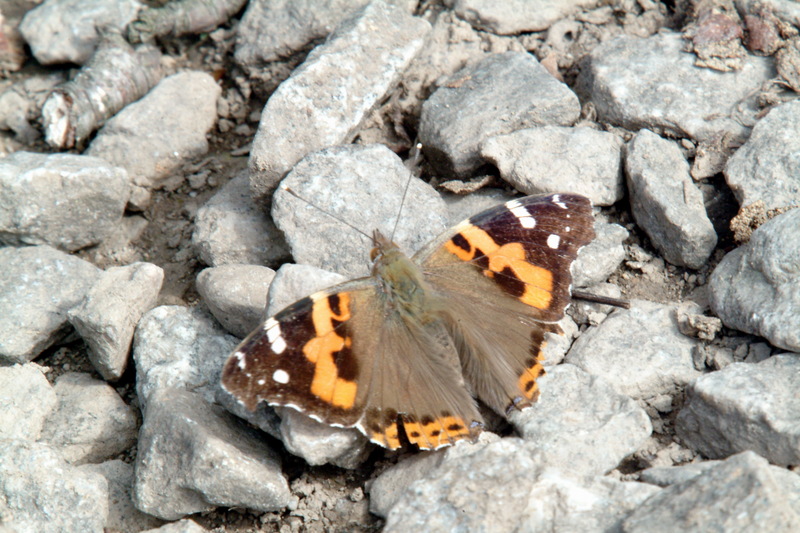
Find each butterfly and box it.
[221,193,595,450]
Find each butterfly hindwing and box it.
[416,193,595,415]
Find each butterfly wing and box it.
[221,278,482,450]
[415,193,595,416]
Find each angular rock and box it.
[509,364,652,477]
[192,171,289,267]
[0,151,130,251]
[82,460,165,532]
[0,245,100,363]
[265,263,347,317]
[249,2,431,200]
[382,438,660,532]
[196,264,276,339]
[481,126,624,206]
[708,208,800,352]
[577,31,773,143]
[442,188,517,227]
[235,0,416,67]
[420,52,580,177]
[0,73,65,143]
[39,373,138,465]
[87,71,221,193]
[0,363,57,440]
[0,439,109,532]
[725,99,800,210]
[272,144,449,277]
[639,460,721,487]
[565,300,704,400]
[451,0,601,34]
[625,129,717,269]
[676,354,800,466]
[142,519,208,533]
[19,0,140,65]
[68,262,164,381]
[623,452,800,532]
[133,305,239,410]
[573,219,628,287]
[133,388,291,520]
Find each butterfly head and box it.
[369,229,400,264]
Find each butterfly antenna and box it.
[281,186,373,242]
[390,143,423,241]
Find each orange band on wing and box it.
[303,293,357,409]
[445,225,554,309]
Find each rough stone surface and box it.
[420,52,580,177]
[577,31,773,143]
[573,219,628,287]
[265,263,347,317]
[382,438,660,532]
[133,305,239,410]
[82,460,165,532]
[87,71,220,192]
[708,208,800,352]
[622,452,800,532]
[725,100,800,210]
[248,2,431,200]
[509,364,652,477]
[235,0,416,67]
[19,0,141,65]
[133,388,291,521]
[196,264,276,339]
[68,262,164,381]
[142,519,208,533]
[0,439,109,533]
[566,300,704,400]
[451,0,601,34]
[481,126,624,206]
[639,460,721,487]
[625,129,717,269]
[39,372,138,465]
[676,354,800,466]
[0,245,100,363]
[272,144,449,277]
[192,171,289,267]
[0,151,130,251]
[0,363,57,440]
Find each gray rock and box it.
[725,100,800,210]
[39,372,138,465]
[0,439,109,532]
[133,388,291,520]
[68,262,164,381]
[265,263,347,317]
[736,0,800,27]
[566,300,704,400]
[573,219,628,287]
[248,2,431,200]
[0,151,130,251]
[451,0,601,34]
[625,129,717,269]
[577,31,773,143]
[235,0,416,67]
[442,188,517,227]
[196,264,276,339]
[708,208,800,352]
[82,460,165,532]
[142,519,208,533]
[0,73,65,143]
[622,451,800,532]
[639,460,721,487]
[192,171,289,267]
[481,126,624,206]
[540,314,578,366]
[272,144,449,277]
[570,282,623,326]
[87,71,220,194]
[420,52,580,177]
[382,438,660,532]
[509,364,652,477]
[0,245,100,363]
[19,0,141,65]
[0,363,57,440]
[133,305,239,410]
[676,354,800,466]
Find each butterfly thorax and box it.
[370,230,440,323]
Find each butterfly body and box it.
[222,193,595,450]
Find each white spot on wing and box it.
[273,369,290,384]
[265,317,287,354]
[547,234,561,249]
[553,194,568,209]
[234,352,246,370]
[506,200,536,228]
[271,336,287,354]
[257,378,266,386]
